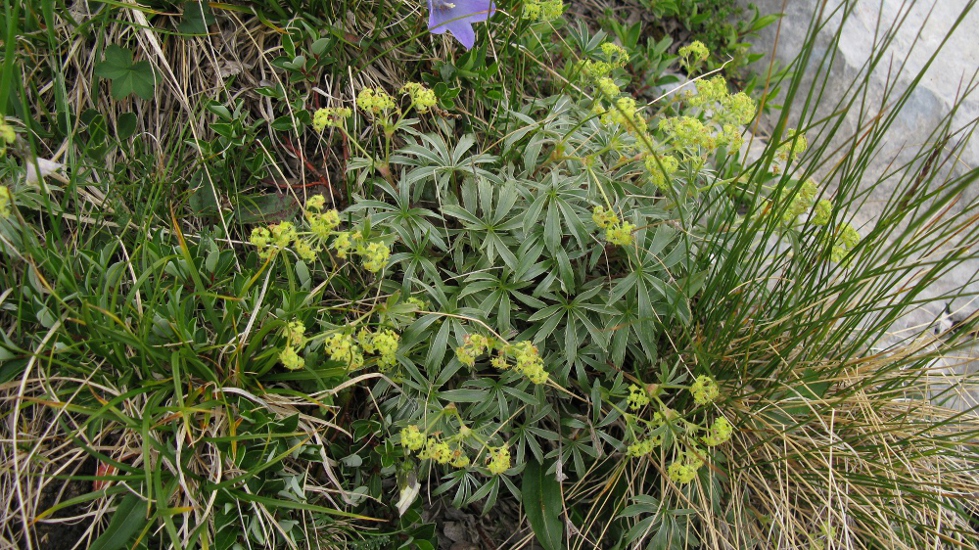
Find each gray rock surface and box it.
[736,0,979,410]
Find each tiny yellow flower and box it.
[627,384,651,410]
[286,320,306,347]
[400,82,438,113]
[332,231,354,259]
[279,346,305,370]
[667,452,703,484]
[306,195,326,212]
[605,221,635,247]
[486,446,511,475]
[702,416,733,447]
[360,241,390,272]
[356,88,397,116]
[312,107,352,132]
[400,425,426,452]
[627,438,655,458]
[690,375,719,406]
[0,186,13,218]
[309,209,341,240]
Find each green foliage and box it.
[2,0,978,549]
[94,45,157,101]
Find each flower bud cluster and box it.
[0,122,15,157]
[324,332,365,370]
[659,116,716,156]
[778,179,819,226]
[278,319,307,370]
[644,154,679,191]
[678,41,709,71]
[702,416,733,447]
[829,222,861,264]
[773,128,808,174]
[455,334,549,384]
[356,88,396,116]
[667,450,703,484]
[400,82,437,113]
[592,206,634,246]
[523,0,564,21]
[400,425,472,469]
[312,107,352,132]
[690,375,719,406]
[580,43,630,81]
[627,384,651,410]
[485,446,511,475]
[811,199,833,226]
[0,186,11,219]
[249,196,391,272]
[358,327,400,370]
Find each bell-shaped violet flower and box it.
[427,0,496,50]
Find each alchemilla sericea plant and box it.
[2,0,978,548]
[261,13,859,529]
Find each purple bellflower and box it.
[427,0,496,50]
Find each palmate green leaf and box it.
[522,458,564,550]
[94,45,156,100]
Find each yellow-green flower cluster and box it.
[279,316,307,370]
[485,446,511,475]
[279,346,305,370]
[409,434,470,468]
[522,0,564,21]
[285,320,305,346]
[702,416,733,447]
[250,221,319,262]
[605,221,635,246]
[324,332,364,370]
[312,107,352,132]
[778,179,819,226]
[687,75,729,108]
[644,154,679,191]
[776,128,808,166]
[595,77,620,99]
[627,437,656,458]
[722,92,757,126]
[600,96,648,133]
[458,335,548,384]
[332,231,354,259]
[627,384,651,410]
[0,186,12,219]
[678,41,709,71]
[400,82,437,114]
[359,327,400,370]
[659,116,716,155]
[811,199,833,226]
[690,375,719,406]
[0,122,15,157]
[667,451,703,484]
[356,88,397,116]
[592,206,634,246]
[509,341,548,384]
[358,241,390,272]
[400,425,426,451]
[581,43,630,80]
[307,203,341,241]
[830,222,860,263]
[328,230,390,272]
[456,333,495,367]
